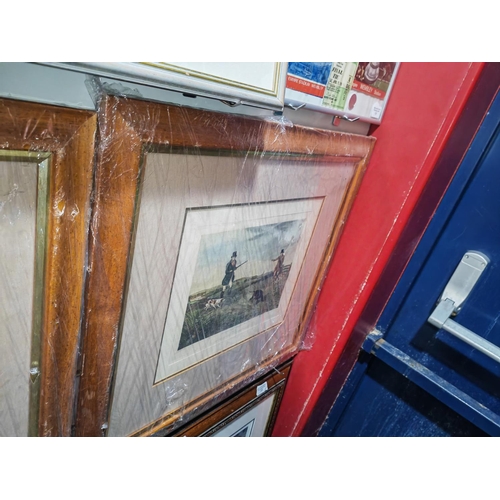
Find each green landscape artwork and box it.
[177,218,305,350]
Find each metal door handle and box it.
[429,298,500,363]
[428,251,500,364]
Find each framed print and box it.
[167,360,292,437]
[76,96,375,436]
[155,198,322,382]
[0,98,96,436]
[210,394,275,437]
[41,62,288,111]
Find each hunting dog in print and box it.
[205,298,224,310]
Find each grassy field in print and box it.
[178,265,291,350]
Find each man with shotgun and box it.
[220,251,247,297]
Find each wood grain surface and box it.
[75,96,375,436]
[0,98,96,436]
[167,360,292,437]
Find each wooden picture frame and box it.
[76,96,375,436]
[0,98,96,436]
[166,360,293,437]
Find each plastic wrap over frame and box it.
[76,95,375,436]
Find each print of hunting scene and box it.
[177,219,304,350]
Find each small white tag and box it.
[256,382,268,397]
[371,101,383,120]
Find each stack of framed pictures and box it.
[75,96,375,436]
[165,360,292,437]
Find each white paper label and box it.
[256,381,268,397]
[371,101,384,120]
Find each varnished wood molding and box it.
[76,96,375,436]
[0,98,96,436]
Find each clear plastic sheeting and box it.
[109,154,352,435]
[0,98,96,437]
[0,91,374,436]
[0,158,38,436]
[78,95,375,437]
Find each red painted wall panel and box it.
[272,62,485,436]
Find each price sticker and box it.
[256,381,268,397]
[371,100,384,120]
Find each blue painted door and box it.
[320,90,500,437]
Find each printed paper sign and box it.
[352,63,397,99]
[286,62,332,98]
[322,63,358,110]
